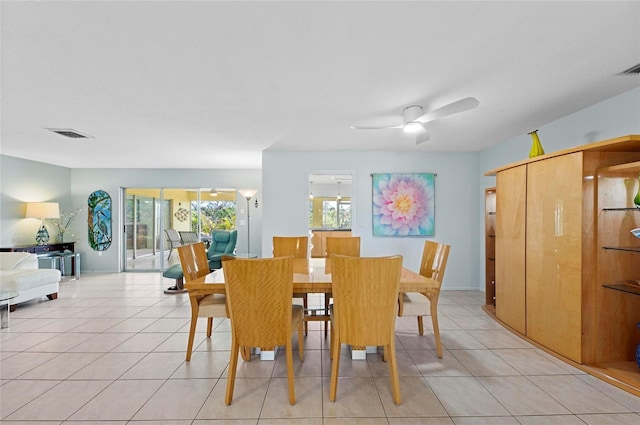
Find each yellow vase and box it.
[528,130,545,158]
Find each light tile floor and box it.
[1,272,639,424]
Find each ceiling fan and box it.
[350,97,479,144]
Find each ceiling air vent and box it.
[620,63,640,75]
[45,128,93,139]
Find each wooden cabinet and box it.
[310,230,352,258]
[487,135,640,372]
[526,153,584,361]
[484,188,496,307]
[495,167,527,334]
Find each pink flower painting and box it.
[372,173,435,236]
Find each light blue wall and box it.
[262,150,481,290]
[0,155,71,247]
[69,168,262,272]
[2,87,638,284]
[477,87,640,290]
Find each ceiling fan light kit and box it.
[403,121,424,134]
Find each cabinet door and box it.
[495,166,527,334]
[526,152,583,362]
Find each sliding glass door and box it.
[124,188,168,271]
[123,187,236,272]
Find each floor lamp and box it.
[238,189,257,256]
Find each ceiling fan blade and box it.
[416,129,430,145]
[416,97,479,124]
[350,124,403,130]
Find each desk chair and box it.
[222,256,304,405]
[329,254,403,404]
[397,240,450,358]
[178,242,227,361]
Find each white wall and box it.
[262,150,481,290]
[70,168,261,273]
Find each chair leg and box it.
[329,314,335,360]
[429,292,443,358]
[387,341,402,405]
[206,317,213,337]
[302,296,308,334]
[417,316,424,336]
[329,329,341,401]
[297,319,305,361]
[186,304,199,361]
[240,346,251,361]
[324,294,331,337]
[225,340,239,405]
[286,341,296,405]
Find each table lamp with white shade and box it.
[25,202,60,245]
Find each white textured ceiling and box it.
[1,1,639,169]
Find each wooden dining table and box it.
[184,257,440,359]
[186,257,438,295]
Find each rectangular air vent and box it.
[620,63,640,75]
[45,128,93,139]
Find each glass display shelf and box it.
[602,246,640,253]
[603,283,640,296]
[602,207,640,212]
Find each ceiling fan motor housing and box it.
[402,105,424,124]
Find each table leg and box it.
[59,255,66,277]
[1,303,9,328]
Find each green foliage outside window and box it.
[191,201,236,235]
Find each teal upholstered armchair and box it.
[207,229,238,270]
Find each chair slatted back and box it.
[273,236,308,258]
[325,236,361,273]
[419,240,450,287]
[179,231,199,244]
[222,256,294,348]
[177,242,210,282]
[331,255,402,347]
[165,229,182,244]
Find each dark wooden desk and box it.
[0,241,75,254]
[0,242,78,277]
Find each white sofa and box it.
[0,252,61,309]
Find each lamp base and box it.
[36,224,50,245]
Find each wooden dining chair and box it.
[329,254,403,404]
[222,256,305,405]
[178,242,227,361]
[323,236,361,335]
[397,240,450,358]
[273,236,310,332]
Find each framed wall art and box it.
[88,189,112,251]
[372,173,435,236]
